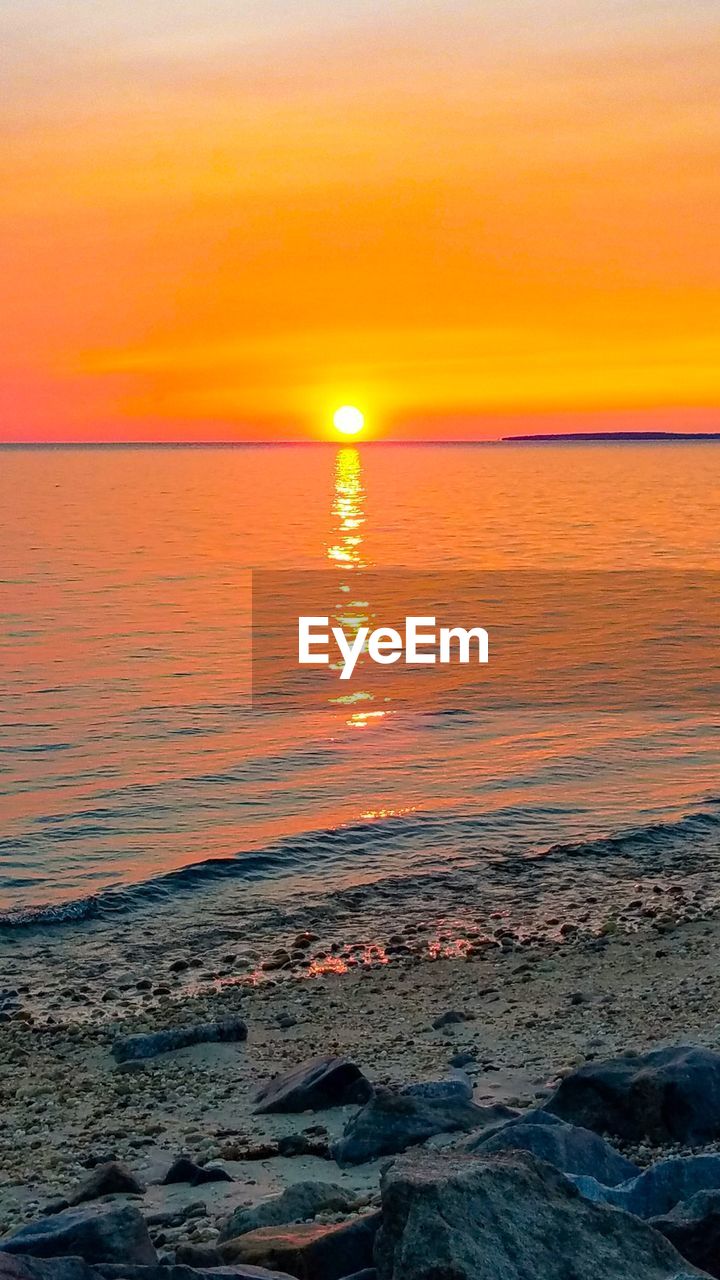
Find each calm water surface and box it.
[1,443,719,923]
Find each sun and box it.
[333,405,365,436]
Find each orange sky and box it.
[2,1,719,441]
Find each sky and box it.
[2,0,719,441]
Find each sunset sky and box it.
[2,0,719,441]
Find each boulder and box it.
[544,1045,720,1143]
[374,1148,698,1280]
[467,1110,639,1184]
[220,1214,381,1280]
[68,1162,145,1205]
[0,1205,156,1264]
[219,1181,360,1242]
[253,1056,371,1114]
[332,1086,513,1165]
[112,1016,247,1064]
[571,1154,720,1218]
[399,1072,474,1104]
[651,1190,720,1277]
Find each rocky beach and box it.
[3,889,720,1277]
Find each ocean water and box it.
[1,442,720,931]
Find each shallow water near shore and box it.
[1,442,720,948]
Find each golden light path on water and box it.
[326,446,389,729]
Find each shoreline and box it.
[3,898,720,1251]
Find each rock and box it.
[570,1153,720,1218]
[253,1055,372,1114]
[374,1148,696,1280]
[431,1011,467,1030]
[112,1017,248,1063]
[68,1162,146,1205]
[449,1053,476,1069]
[467,1110,639,1184]
[399,1072,473,1104]
[650,1190,720,1277]
[0,1260,95,1280]
[220,1215,381,1280]
[219,1181,360,1242]
[332,1086,515,1165]
[0,1264,344,1280]
[98,1266,299,1279]
[162,1156,234,1186]
[276,1014,297,1029]
[544,1044,720,1142]
[0,1205,157,1264]
[99,1264,295,1274]
[173,1244,224,1265]
[276,1132,329,1158]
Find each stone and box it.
[431,1011,467,1030]
[112,1016,248,1063]
[163,1156,234,1186]
[68,1162,145,1205]
[399,1072,473,1104]
[220,1215,381,1280]
[570,1153,720,1218]
[253,1055,371,1114]
[544,1044,720,1142]
[0,1260,94,1280]
[333,1086,514,1165]
[0,1264,325,1280]
[219,1181,360,1242]
[650,1190,720,1277]
[173,1244,224,1265]
[97,1266,299,1279]
[0,1205,156,1265]
[374,1148,696,1280]
[467,1110,639,1184]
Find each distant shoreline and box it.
[1,431,720,448]
[502,430,720,442]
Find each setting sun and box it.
[333,406,365,436]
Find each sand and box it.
[2,899,720,1255]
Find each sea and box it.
[1,442,720,947]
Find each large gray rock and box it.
[68,1162,145,1205]
[219,1181,361,1242]
[254,1055,371,1114]
[544,1045,720,1143]
[571,1154,720,1218]
[0,1206,156,1265]
[374,1148,700,1280]
[399,1072,474,1104]
[333,1086,514,1165]
[112,1017,247,1064]
[651,1191,720,1278]
[467,1110,639,1184]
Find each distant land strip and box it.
[503,431,720,442]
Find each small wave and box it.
[2,800,720,931]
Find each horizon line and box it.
[2,430,720,449]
